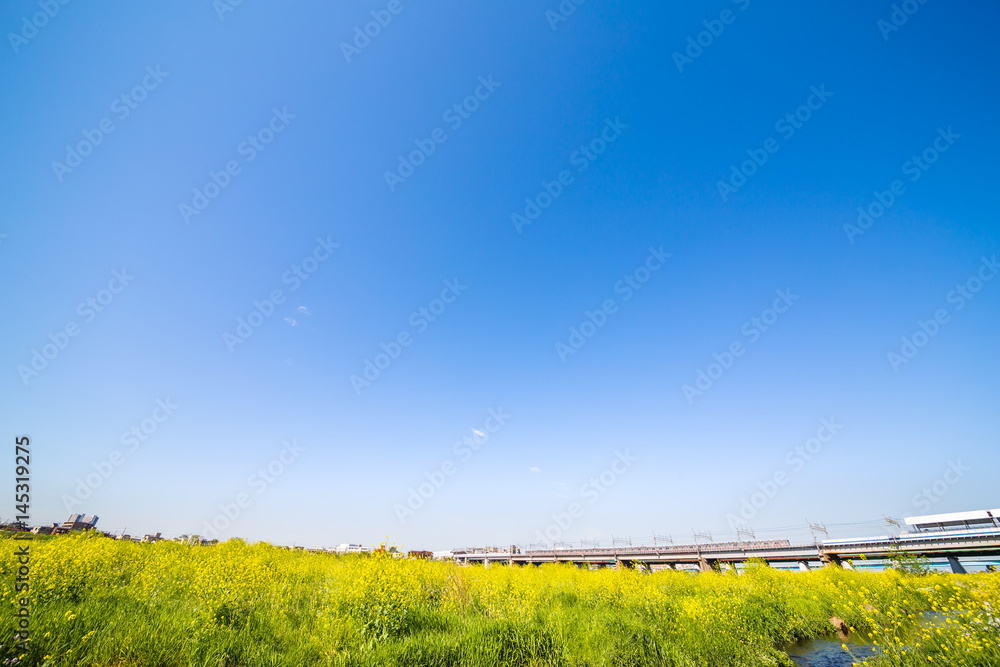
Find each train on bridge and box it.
[449,508,1000,573]
[523,539,792,557]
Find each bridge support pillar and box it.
[946,555,967,574]
[699,558,719,573]
[798,560,811,572]
[821,553,844,569]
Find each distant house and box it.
[408,550,433,560]
[30,523,60,535]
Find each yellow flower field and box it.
[0,533,997,666]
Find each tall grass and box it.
[0,533,996,666]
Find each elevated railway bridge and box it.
[452,509,1000,574]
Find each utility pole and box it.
[693,529,712,545]
[653,532,673,547]
[733,522,755,549]
[807,519,828,545]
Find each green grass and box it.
[0,533,996,666]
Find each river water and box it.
[784,637,878,667]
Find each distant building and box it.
[30,523,60,535]
[408,550,433,560]
[141,533,163,543]
[334,543,367,554]
[62,514,99,531]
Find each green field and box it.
[1,533,997,666]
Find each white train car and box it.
[904,509,1000,534]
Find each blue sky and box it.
[1,0,998,550]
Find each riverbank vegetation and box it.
[0,533,996,666]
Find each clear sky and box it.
[1,0,998,550]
